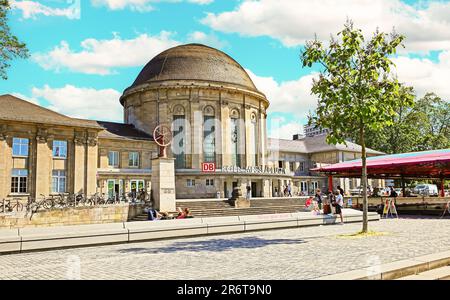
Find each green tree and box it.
[301,21,414,232]
[1,0,29,80]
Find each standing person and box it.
[314,189,323,210]
[389,186,398,198]
[287,184,292,197]
[335,190,344,224]
[337,185,345,197]
[246,184,251,200]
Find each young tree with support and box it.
[300,21,414,232]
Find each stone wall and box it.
[0,203,144,229]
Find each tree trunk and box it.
[360,126,368,233]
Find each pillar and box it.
[328,175,333,193]
[440,178,445,197]
[151,157,176,212]
[35,137,51,197]
[73,136,86,195]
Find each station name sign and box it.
[221,166,286,175]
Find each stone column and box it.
[220,101,231,167]
[262,179,271,198]
[35,131,52,197]
[86,133,98,196]
[73,133,86,195]
[151,157,176,212]
[0,135,7,199]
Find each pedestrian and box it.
[337,185,345,197]
[246,184,251,200]
[314,189,323,210]
[389,186,398,198]
[287,184,292,197]
[335,190,344,224]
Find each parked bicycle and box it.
[0,198,24,213]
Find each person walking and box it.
[335,190,344,224]
[314,189,323,210]
[287,184,292,197]
[246,184,251,200]
[337,185,345,197]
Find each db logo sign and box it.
[202,163,216,173]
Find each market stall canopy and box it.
[311,149,450,178]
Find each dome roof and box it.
[125,44,260,93]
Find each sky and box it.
[1,0,450,139]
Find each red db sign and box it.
[202,163,216,173]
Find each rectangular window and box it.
[53,140,67,158]
[300,181,308,193]
[186,179,195,187]
[289,162,295,172]
[11,169,28,193]
[52,170,66,193]
[173,115,186,169]
[299,162,305,172]
[206,179,214,186]
[312,181,319,191]
[12,138,29,156]
[108,151,119,167]
[129,152,139,167]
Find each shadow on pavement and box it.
[117,236,306,254]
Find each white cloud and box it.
[31,85,123,122]
[188,0,213,4]
[32,32,180,75]
[187,31,228,49]
[246,69,318,118]
[202,0,450,52]
[11,0,80,19]
[91,0,213,11]
[268,119,304,139]
[394,51,450,101]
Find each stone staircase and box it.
[131,197,308,220]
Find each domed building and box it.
[0,43,385,205]
[120,43,287,198]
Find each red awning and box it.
[312,149,450,178]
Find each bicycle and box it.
[0,198,24,213]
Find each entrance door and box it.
[224,182,228,198]
[251,182,257,198]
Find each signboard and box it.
[202,162,216,173]
[221,166,286,175]
[382,198,398,219]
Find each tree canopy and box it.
[0,0,29,80]
[300,20,415,232]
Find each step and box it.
[397,266,450,280]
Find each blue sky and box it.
[1,0,450,139]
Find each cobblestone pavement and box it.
[1,217,450,280]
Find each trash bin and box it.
[216,191,221,199]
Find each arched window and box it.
[203,106,215,163]
[172,105,186,169]
[230,109,240,167]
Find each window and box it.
[300,181,308,193]
[130,180,145,199]
[173,115,186,169]
[312,181,319,191]
[299,162,305,172]
[52,170,66,193]
[53,140,67,158]
[129,152,139,167]
[203,115,216,163]
[289,162,295,172]
[108,151,119,167]
[206,179,214,186]
[11,169,28,193]
[12,138,29,156]
[186,179,195,187]
[230,116,240,167]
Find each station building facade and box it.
[0,44,384,201]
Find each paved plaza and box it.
[0,217,449,280]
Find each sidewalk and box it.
[0,209,379,253]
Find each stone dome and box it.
[124,43,260,94]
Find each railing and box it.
[0,192,152,216]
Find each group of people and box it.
[305,186,345,224]
[147,207,193,221]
